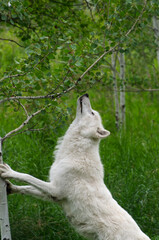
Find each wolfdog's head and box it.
[74,94,110,140]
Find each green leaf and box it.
[1,14,7,21]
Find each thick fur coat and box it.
[0,94,150,240]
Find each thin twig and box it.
[103,61,120,77]
[121,88,159,92]
[0,38,25,48]
[103,88,159,93]
[46,69,71,96]
[79,0,147,80]
[3,127,46,139]
[0,73,27,82]
[2,104,51,142]
[16,101,29,117]
[125,0,147,38]
[33,50,53,70]
[0,49,53,83]
[84,0,94,21]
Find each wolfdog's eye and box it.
[91,112,95,115]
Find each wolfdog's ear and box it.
[96,127,110,139]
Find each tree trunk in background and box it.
[111,52,120,130]
[0,137,12,240]
[119,51,126,129]
[152,16,159,66]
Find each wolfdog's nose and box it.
[80,93,89,99]
[78,93,89,103]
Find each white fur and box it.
[0,94,150,240]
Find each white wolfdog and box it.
[0,94,150,240]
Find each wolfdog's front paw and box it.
[0,163,14,179]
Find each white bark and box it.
[0,137,12,240]
[119,51,126,128]
[111,52,120,129]
[152,16,159,66]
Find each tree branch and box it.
[0,73,27,82]
[0,38,25,48]
[79,0,147,80]
[1,104,51,142]
[0,93,56,104]
[15,100,29,117]
[0,75,81,104]
[104,88,159,93]
[0,0,147,104]
[3,127,47,139]
[124,88,159,92]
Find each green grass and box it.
[0,90,159,239]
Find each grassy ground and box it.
[0,90,159,239]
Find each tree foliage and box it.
[0,0,158,135]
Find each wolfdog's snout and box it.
[77,94,90,114]
[79,93,89,102]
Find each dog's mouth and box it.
[79,94,89,114]
[80,98,83,114]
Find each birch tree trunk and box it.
[111,52,120,130]
[119,51,126,129]
[0,137,12,240]
[152,16,159,66]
